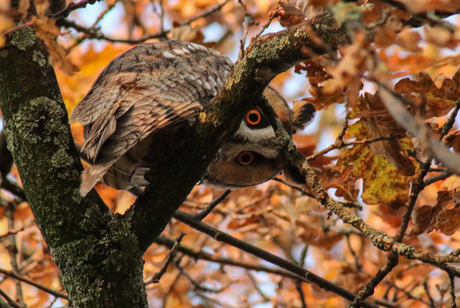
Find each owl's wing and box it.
[70,41,234,196]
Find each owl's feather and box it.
[71,40,233,196]
[72,40,315,196]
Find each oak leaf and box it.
[394,70,460,119]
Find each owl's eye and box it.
[237,151,254,166]
[245,109,262,126]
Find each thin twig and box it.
[91,1,117,28]
[247,272,270,301]
[192,190,232,221]
[0,268,67,299]
[350,252,399,307]
[181,0,232,26]
[448,273,458,308]
[384,282,431,306]
[0,288,21,308]
[175,260,233,293]
[52,0,105,19]
[145,233,185,285]
[5,202,25,307]
[345,233,363,271]
[296,244,309,308]
[155,235,303,280]
[0,179,27,201]
[423,280,437,308]
[306,135,401,161]
[423,170,453,186]
[173,210,379,308]
[62,0,232,44]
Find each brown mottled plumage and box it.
[70,40,314,196]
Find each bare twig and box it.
[345,234,363,271]
[91,1,117,28]
[384,282,431,306]
[306,135,401,161]
[192,190,232,221]
[175,260,233,293]
[145,233,185,285]
[0,179,27,200]
[155,235,302,280]
[350,252,399,307]
[0,268,67,299]
[5,202,25,307]
[52,0,105,19]
[424,170,453,186]
[181,0,232,26]
[0,288,21,308]
[423,280,437,308]
[61,0,232,44]
[173,210,379,308]
[448,273,458,308]
[238,0,257,60]
[247,272,270,301]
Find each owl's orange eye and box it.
[246,109,262,126]
[237,152,254,166]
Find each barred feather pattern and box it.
[71,40,315,196]
[71,41,233,195]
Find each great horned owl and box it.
[70,40,314,196]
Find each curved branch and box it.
[127,10,352,253]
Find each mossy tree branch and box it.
[128,11,351,252]
[0,4,353,307]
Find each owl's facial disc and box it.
[201,112,285,189]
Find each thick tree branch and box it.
[127,10,352,253]
[0,1,147,305]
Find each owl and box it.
[71,40,315,196]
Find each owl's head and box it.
[202,87,315,189]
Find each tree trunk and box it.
[0,22,148,308]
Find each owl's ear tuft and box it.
[292,101,315,132]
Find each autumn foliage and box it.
[1,0,460,307]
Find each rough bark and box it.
[128,11,351,252]
[0,4,350,307]
[0,24,147,308]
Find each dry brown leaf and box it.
[295,59,331,86]
[402,0,460,13]
[440,174,460,193]
[410,190,460,236]
[435,207,460,235]
[395,28,422,52]
[271,1,308,27]
[443,130,460,153]
[304,86,345,111]
[355,93,416,177]
[295,58,346,110]
[322,35,370,108]
[395,70,460,118]
[408,204,436,236]
[374,16,403,49]
[168,25,205,43]
[31,16,78,75]
[334,264,371,293]
[317,166,360,202]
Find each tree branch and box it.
[127,10,352,253]
[173,210,378,307]
[0,267,68,299]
